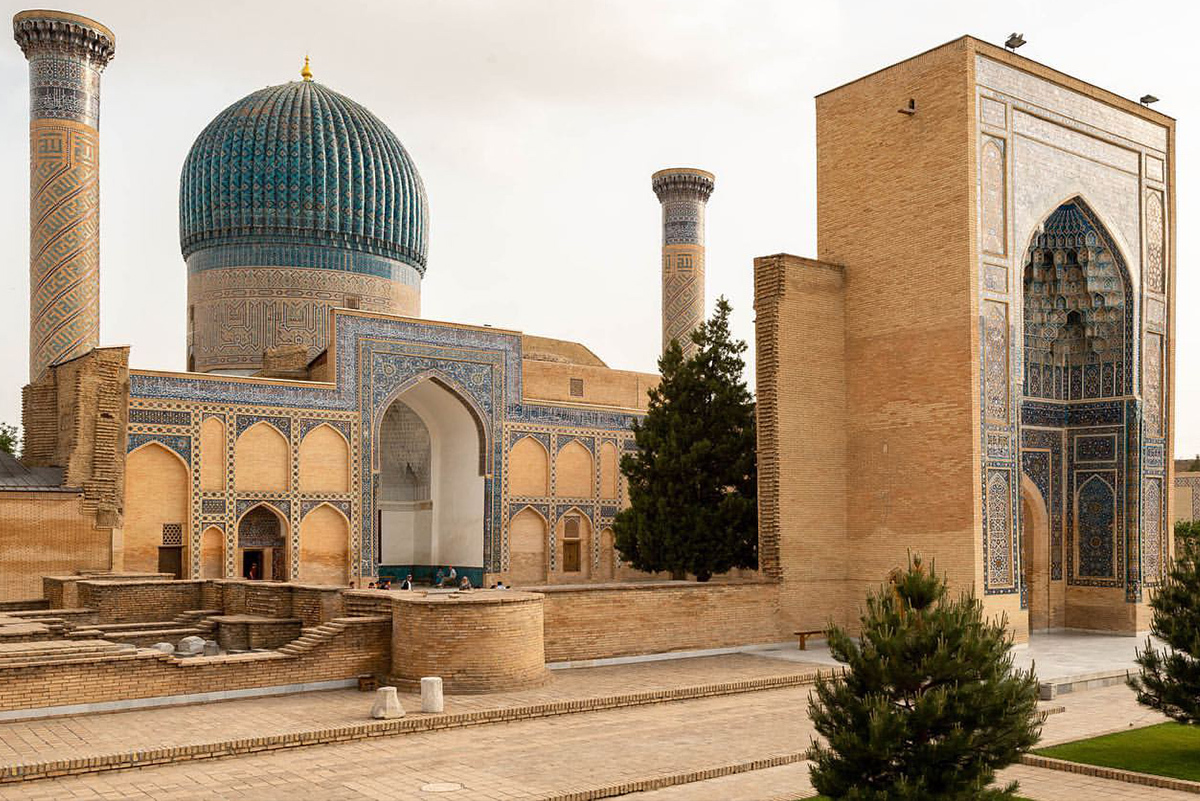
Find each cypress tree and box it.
[613,297,756,581]
[1129,520,1200,724]
[807,556,1042,800]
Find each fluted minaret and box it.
[652,168,714,358]
[13,10,115,381]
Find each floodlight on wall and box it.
[898,98,916,116]
[1140,94,1159,105]
[1005,33,1026,51]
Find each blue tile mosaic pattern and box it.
[129,310,644,578]
[1076,474,1116,577]
[180,80,428,272]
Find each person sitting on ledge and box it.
[448,565,458,581]
[400,574,414,590]
[458,575,472,591]
[367,582,376,589]
[434,568,446,587]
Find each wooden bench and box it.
[794,630,824,650]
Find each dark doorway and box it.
[243,549,264,580]
[158,546,183,579]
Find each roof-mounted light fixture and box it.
[1005,32,1026,51]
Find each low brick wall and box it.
[390,590,548,693]
[76,580,205,623]
[0,616,389,714]
[539,580,785,662]
[206,581,344,626]
[213,616,303,651]
[43,573,171,609]
[0,599,49,613]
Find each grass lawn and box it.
[1034,721,1200,782]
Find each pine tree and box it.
[807,556,1042,800]
[613,297,756,581]
[1128,520,1200,724]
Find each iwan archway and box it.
[377,377,486,585]
[1018,196,1137,632]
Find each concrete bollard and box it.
[370,686,405,719]
[421,676,444,713]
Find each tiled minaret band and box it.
[652,168,714,358]
[13,10,115,381]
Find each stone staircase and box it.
[0,639,133,668]
[343,594,391,617]
[69,609,221,647]
[276,619,350,656]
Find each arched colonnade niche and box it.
[1018,197,1134,632]
[377,378,485,583]
[123,442,190,577]
[237,504,288,580]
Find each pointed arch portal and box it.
[377,377,485,584]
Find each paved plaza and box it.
[755,630,1160,682]
[0,639,1184,800]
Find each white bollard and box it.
[370,685,405,719]
[421,676,444,713]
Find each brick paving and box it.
[0,652,1180,800]
[0,686,817,800]
[1037,682,1168,746]
[625,760,1200,801]
[0,653,820,770]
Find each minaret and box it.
[652,168,714,358]
[13,10,115,381]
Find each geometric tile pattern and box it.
[653,170,713,359]
[128,311,644,579]
[15,13,115,382]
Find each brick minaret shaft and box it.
[13,10,115,381]
[652,168,714,358]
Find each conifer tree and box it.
[613,297,756,581]
[1129,520,1200,724]
[807,556,1041,800]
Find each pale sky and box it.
[1,0,1196,457]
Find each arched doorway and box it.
[1020,476,1051,631]
[1019,196,1133,627]
[378,378,485,584]
[237,505,288,581]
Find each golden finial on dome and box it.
[300,54,313,81]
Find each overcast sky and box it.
[1,0,1196,456]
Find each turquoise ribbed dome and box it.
[179,80,428,273]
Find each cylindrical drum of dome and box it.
[179,72,428,374]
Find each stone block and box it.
[370,685,404,719]
[203,640,220,656]
[151,642,173,654]
[176,635,205,655]
[420,676,443,713]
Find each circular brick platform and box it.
[387,590,549,694]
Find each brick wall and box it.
[815,39,982,617]
[43,573,170,609]
[0,616,389,713]
[389,590,548,693]
[754,256,852,632]
[76,580,204,623]
[540,581,784,662]
[0,493,111,602]
[521,360,656,410]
